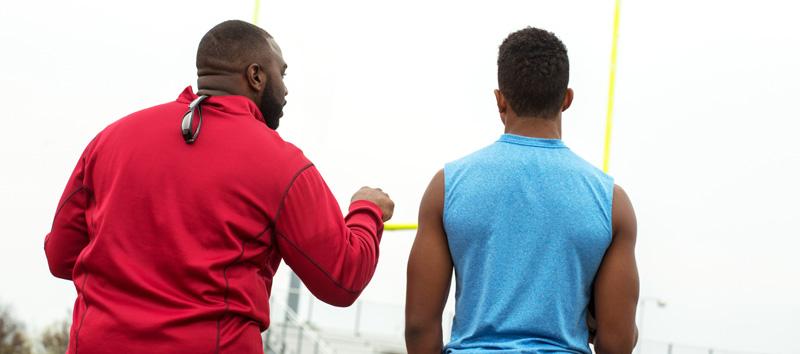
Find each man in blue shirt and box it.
[405,27,639,354]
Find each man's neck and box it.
[504,114,562,139]
[196,75,244,98]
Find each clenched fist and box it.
[351,186,395,222]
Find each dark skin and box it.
[405,88,639,354]
[196,36,288,129]
[194,34,394,217]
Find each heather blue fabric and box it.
[443,134,614,354]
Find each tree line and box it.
[0,305,68,354]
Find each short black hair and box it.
[196,20,272,71]
[497,27,569,118]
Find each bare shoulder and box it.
[420,169,445,216]
[612,184,637,241]
[612,184,632,211]
[430,168,445,188]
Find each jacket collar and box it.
[176,86,265,124]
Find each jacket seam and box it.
[74,271,91,354]
[64,185,94,354]
[215,162,318,353]
[273,229,362,295]
[271,162,365,295]
[273,163,314,223]
[50,185,90,231]
[215,223,273,354]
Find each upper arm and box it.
[274,165,383,307]
[405,170,452,334]
[593,184,639,353]
[44,144,94,280]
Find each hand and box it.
[351,186,394,222]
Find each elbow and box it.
[315,288,361,307]
[404,323,429,343]
[405,312,434,335]
[45,247,73,280]
[328,294,358,307]
[46,261,73,280]
[404,319,442,354]
[294,267,368,307]
[594,331,637,354]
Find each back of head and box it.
[196,20,272,73]
[497,27,569,118]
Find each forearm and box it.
[316,201,383,303]
[275,167,384,307]
[276,213,381,306]
[341,201,384,284]
[44,233,84,280]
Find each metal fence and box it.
[264,293,338,354]
[265,284,774,354]
[266,285,411,354]
[637,340,774,354]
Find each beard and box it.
[259,86,284,130]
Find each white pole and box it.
[635,297,667,354]
[636,301,648,354]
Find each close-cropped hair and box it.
[497,27,570,118]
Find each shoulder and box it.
[444,142,501,177]
[449,142,501,165]
[565,149,614,183]
[111,100,185,128]
[420,169,445,220]
[84,100,184,156]
[561,150,615,206]
[243,131,314,190]
[258,132,312,170]
[93,100,185,142]
[612,184,634,215]
[611,184,637,240]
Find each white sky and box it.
[1,0,799,353]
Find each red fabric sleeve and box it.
[44,144,94,280]
[274,165,384,307]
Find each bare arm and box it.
[405,170,452,354]
[593,185,640,354]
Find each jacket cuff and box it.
[348,199,384,224]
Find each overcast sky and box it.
[1,1,798,353]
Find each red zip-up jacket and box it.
[44,87,384,354]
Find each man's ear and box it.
[246,63,267,91]
[495,89,509,124]
[495,89,509,113]
[561,88,574,112]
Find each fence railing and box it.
[637,339,774,354]
[268,284,772,354]
[269,285,412,354]
[264,291,338,354]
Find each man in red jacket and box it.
[44,20,394,354]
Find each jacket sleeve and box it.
[44,145,93,280]
[273,164,384,307]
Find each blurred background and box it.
[0,0,798,353]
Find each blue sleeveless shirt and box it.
[443,134,614,354]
